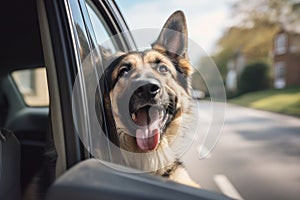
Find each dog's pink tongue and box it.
[135,108,160,151]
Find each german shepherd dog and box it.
[99,11,199,188]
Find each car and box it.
[0,1,231,200]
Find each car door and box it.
[37,0,134,179]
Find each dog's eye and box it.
[119,65,131,77]
[158,65,169,73]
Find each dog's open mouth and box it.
[131,105,167,151]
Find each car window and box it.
[72,0,216,175]
[68,0,124,162]
[85,0,116,53]
[114,1,300,200]
[12,68,49,107]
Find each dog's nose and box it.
[136,82,161,99]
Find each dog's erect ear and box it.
[152,11,193,77]
[152,10,188,58]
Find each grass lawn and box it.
[229,86,300,117]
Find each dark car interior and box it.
[0,0,50,198]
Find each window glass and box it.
[274,62,286,89]
[275,33,287,55]
[86,0,117,53]
[112,1,300,199]
[69,0,122,163]
[12,68,49,106]
[72,1,218,186]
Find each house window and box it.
[274,62,286,89]
[275,33,287,55]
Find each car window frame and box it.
[39,0,128,176]
[49,0,133,168]
[43,0,87,170]
[72,0,135,162]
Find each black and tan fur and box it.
[98,11,199,187]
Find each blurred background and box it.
[116,0,300,200]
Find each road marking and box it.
[214,174,244,200]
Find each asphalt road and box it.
[182,101,300,200]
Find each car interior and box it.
[0,0,50,199]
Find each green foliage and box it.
[217,26,274,59]
[237,62,270,94]
[229,86,300,117]
[191,72,206,91]
[212,0,300,81]
[212,48,233,81]
[231,0,300,29]
[213,24,278,79]
[192,56,219,94]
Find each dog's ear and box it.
[152,10,188,58]
[152,11,193,77]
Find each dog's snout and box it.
[136,82,161,100]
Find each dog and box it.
[98,10,199,188]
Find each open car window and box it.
[68,0,225,183]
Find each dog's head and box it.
[99,11,193,154]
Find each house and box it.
[273,29,300,89]
[226,50,246,92]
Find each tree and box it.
[213,0,300,80]
[230,0,300,29]
[237,62,270,94]
[213,24,278,81]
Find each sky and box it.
[115,0,236,54]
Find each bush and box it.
[237,62,269,94]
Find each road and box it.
[182,101,300,200]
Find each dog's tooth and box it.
[159,110,165,120]
[132,113,137,121]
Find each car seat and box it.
[0,128,21,200]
